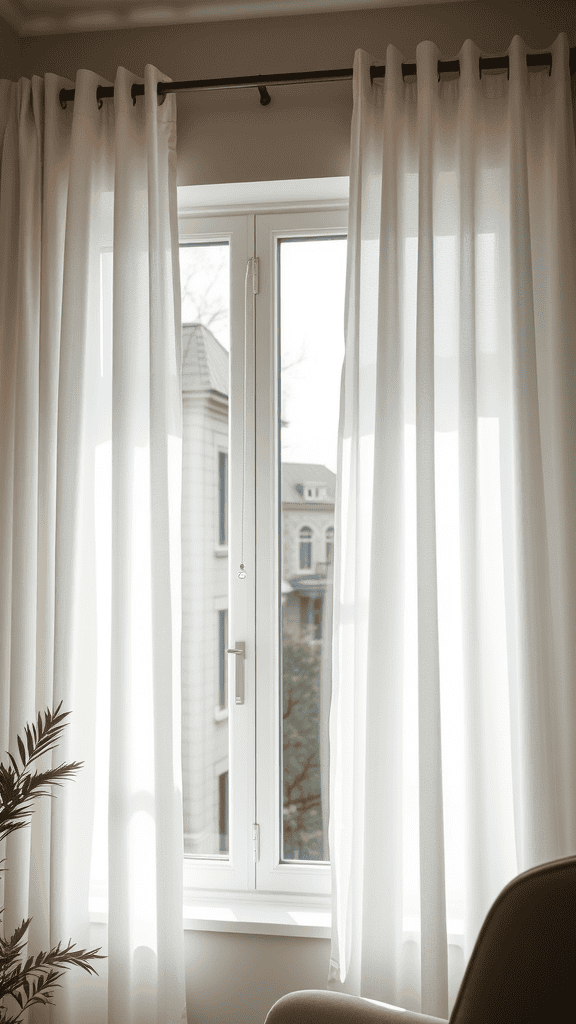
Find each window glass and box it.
[278,235,346,862]
[180,242,230,859]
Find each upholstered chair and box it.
[265,854,576,1024]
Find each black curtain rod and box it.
[59,47,576,109]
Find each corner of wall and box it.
[0,13,22,80]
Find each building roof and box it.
[182,323,229,397]
[181,329,335,497]
[281,462,336,503]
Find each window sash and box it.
[180,212,254,894]
[254,209,347,896]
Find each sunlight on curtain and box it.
[329,33,576,1018]
[0,65,186,1024]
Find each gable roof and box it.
[182,323,229,397]
[181,332,335,495]
[281,462,336,503]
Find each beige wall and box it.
[88,921,331,1024]
[184,930,330,1024]
[0,14,21,79]
[18,1,576,185]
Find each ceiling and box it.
[1,0,471,37]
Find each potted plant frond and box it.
[0,703,104,1023]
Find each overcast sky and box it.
[180,236,347,475]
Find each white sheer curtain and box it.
[0,65,186,1024]
[329,32,576,1020]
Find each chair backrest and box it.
[450,855,576,1023]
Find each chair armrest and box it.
[265,990,448,1024]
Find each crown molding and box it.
[1,0,471,38]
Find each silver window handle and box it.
[227,642,245,704]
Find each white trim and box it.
[178,177,349,218]
[5,0,471,38]
[90,893,331,937]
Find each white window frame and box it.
[178,179,348,911]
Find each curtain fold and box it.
[329,32,576,1019]
[0,65,186,1024]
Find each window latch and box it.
[227,641,246,704]
[253,822,260,862]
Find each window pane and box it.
[181,242,230,858]
[218,609,228,709]
[218,451,228,545]
[278,236,347,862]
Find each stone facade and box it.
[181,324,335,857]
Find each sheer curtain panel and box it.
[0,66,186,1024]
[329,32,576,1019]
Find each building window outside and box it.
[218,609,228,709]
[326,526,334,564]
[218,770,229,852]
[218,450,228,546]
[299,526,312,569]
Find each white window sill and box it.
[89,889,331,938]
[182,891,331,938]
